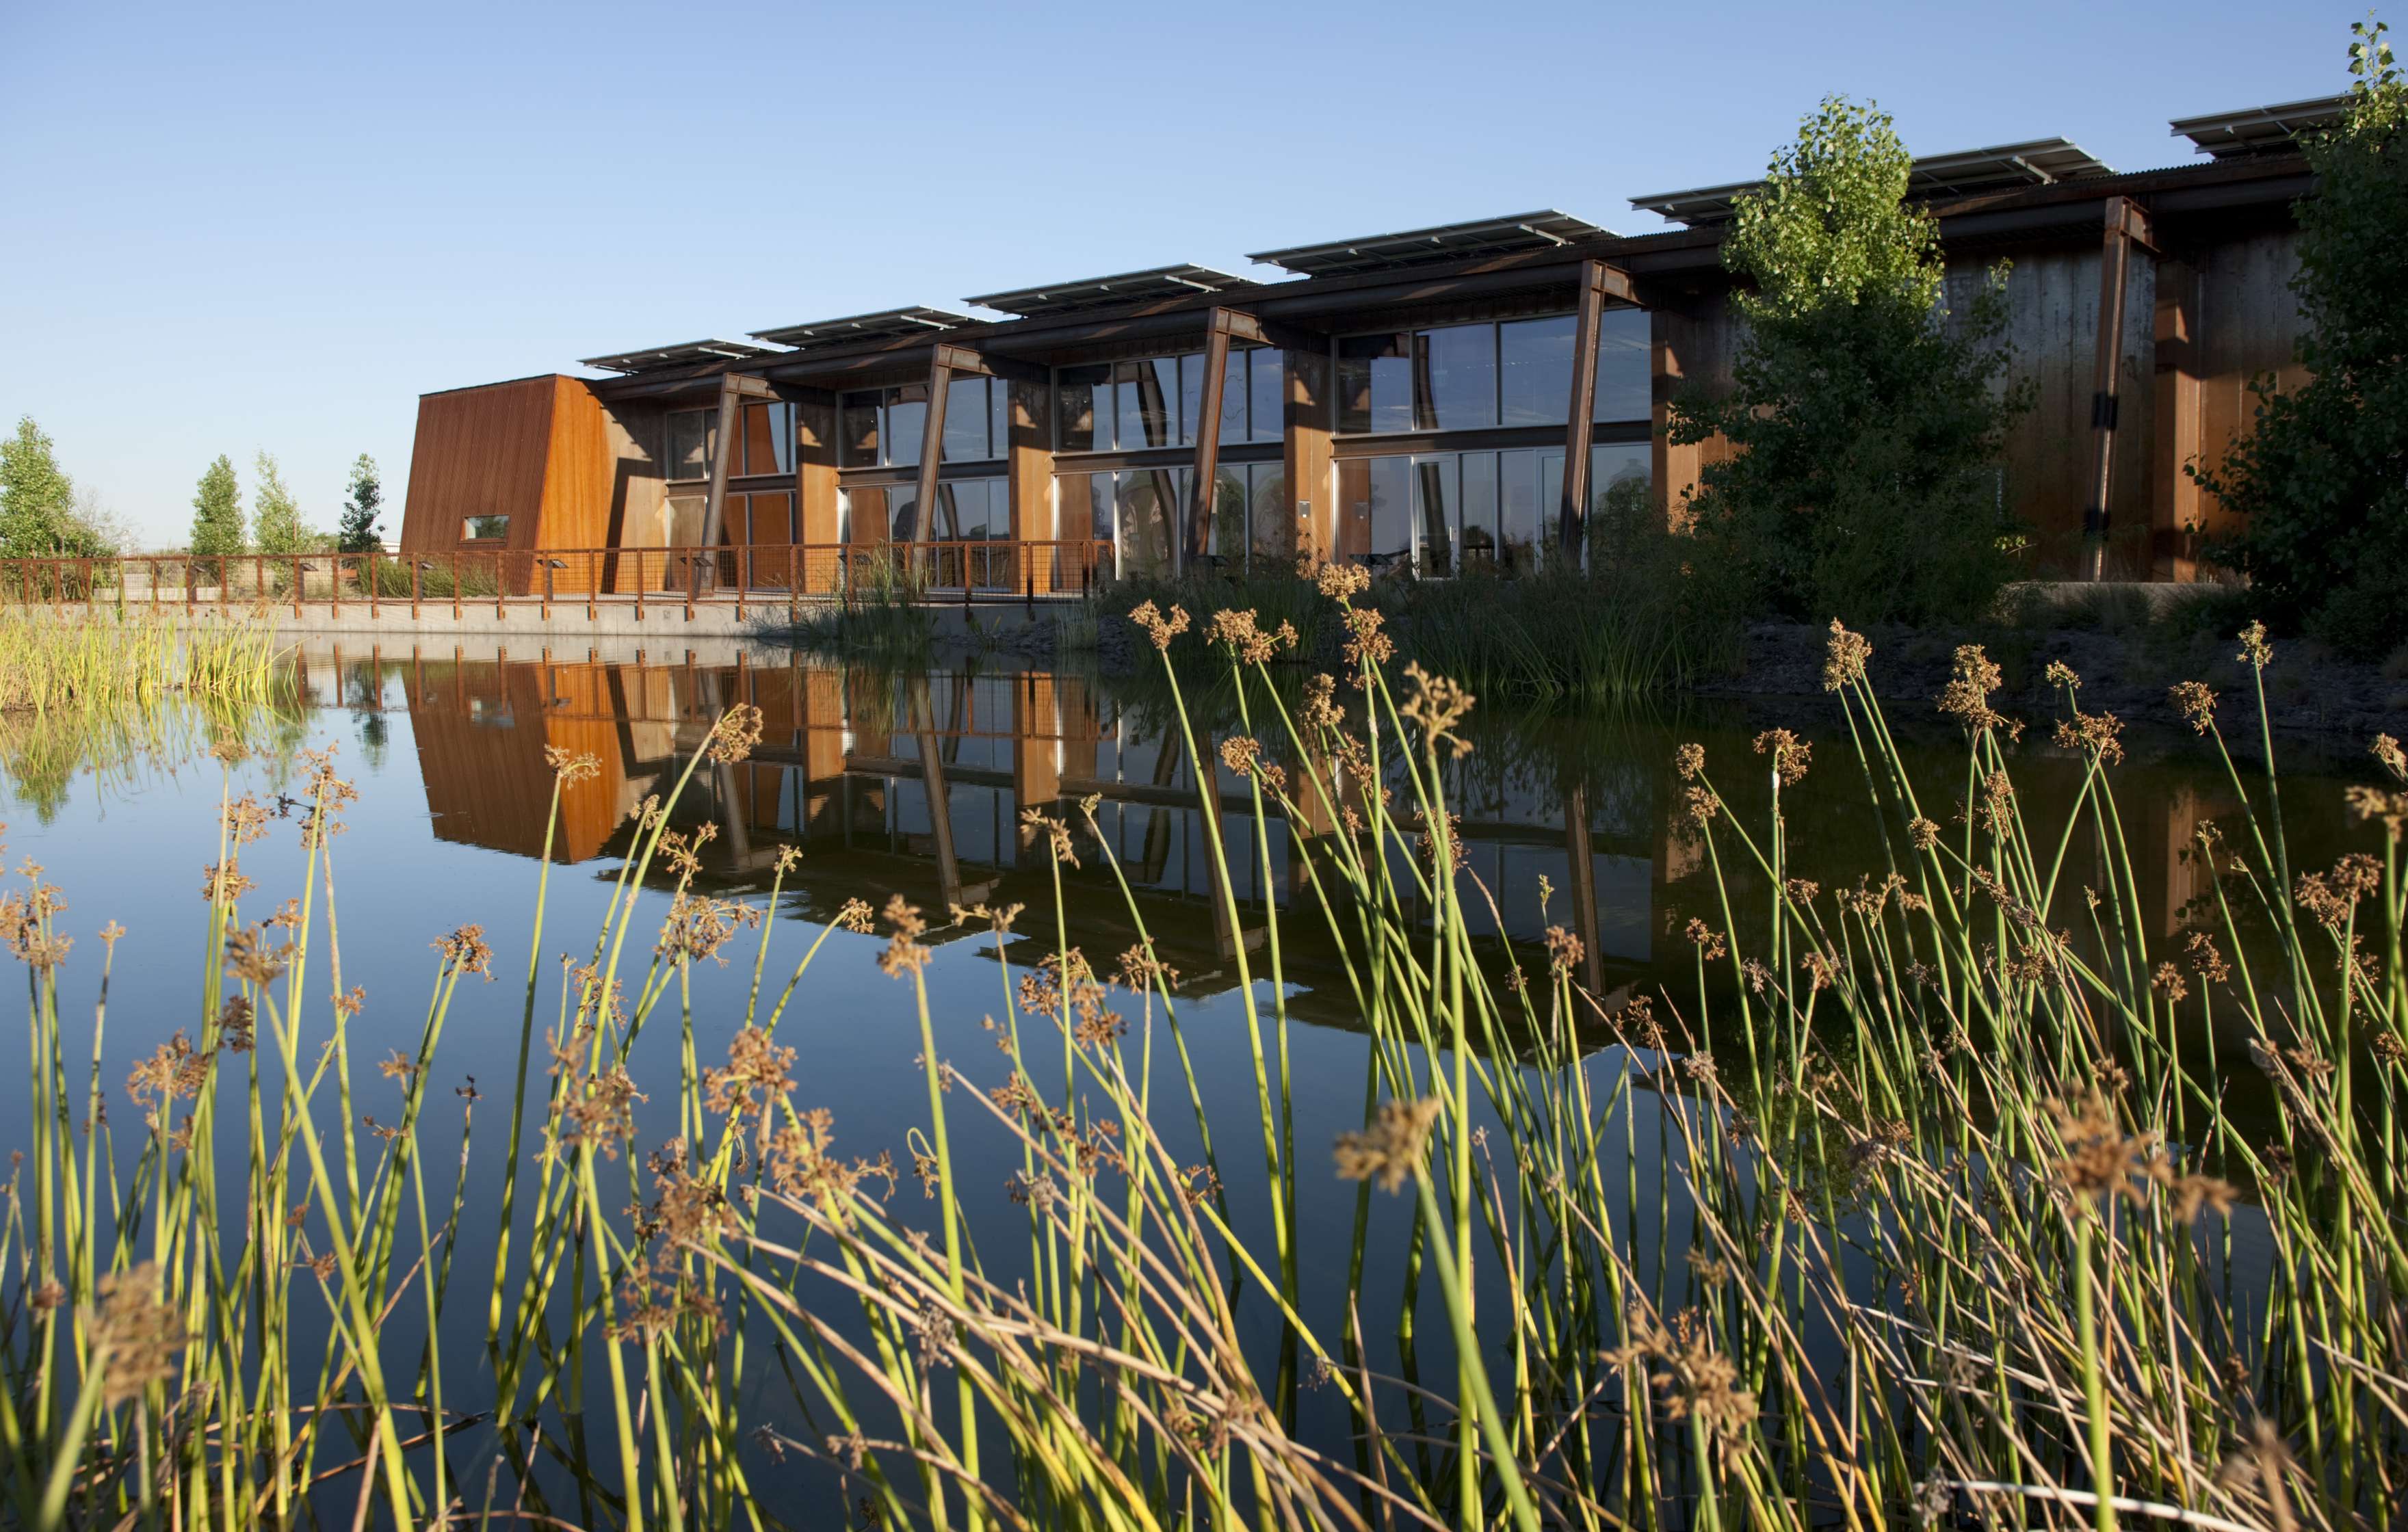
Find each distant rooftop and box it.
[1631,137,2117,226]
[749,306,973,351]
[579,339,781,374]
[1247,211,1615,277]
[963,264,1252,318]
[2171,94,2350,159]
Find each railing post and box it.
[685,548,697,622]
[411,558,422,620]
[542,557,553,619]
[291,555,302,618]
[635,551,645,622]
[452,553,462,622]
[369,550,380,618]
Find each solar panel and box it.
[1632,139,2116,226]
[748,306,974,350]
[579,339,781,374]
[963,265,1251,318]
[1246,211,1615,277]
[2170,95,2349,159]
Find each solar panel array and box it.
[1247,211,1614,277]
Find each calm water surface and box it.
[0,639,2364,1509]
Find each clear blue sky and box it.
[0,0,2370,547]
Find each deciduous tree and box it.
[250,451,309,555]
[1669,97,2030,625]
[337,453,384,553]
[189,455,245,563]
[2196,21,2408,659]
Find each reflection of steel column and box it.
[909,675,963,909]
[1564,782,1601,992]
[696,670,752,862]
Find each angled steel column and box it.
[1188,311,1236,566]
[1558,261,1637,559]
[2083,196,2155,581]
[913,354,955,549]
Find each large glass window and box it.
[1054,468,1188,579]
[1058,349,1281,451]
[1415,323,1497,432]
[1333,445,1650,575]
[1500,316,1575,426]
[1339,312,1652,434]
[737,401,794,476]
[839,385,950,467]
[1338,334,1413,434]
[667,410,716,481]
[1203,462,1288,571]
[1593,309,1650,423]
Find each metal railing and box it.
[0,541,1118,620]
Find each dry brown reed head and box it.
[765,1108,896,1217]
[127,1033,210,1128]
[1751,728,1811,787]
[1300,672,1344,733]
[435,924,494,978]
[2043,659,2082,690]
[2045,1090,2165,1206]
[1544,925,1585,979]
[2052,707,2126,766]
[93,1262,186,1406]
[774,845,802,875]
[833,897,876,934]
[1333,1096,1442,1193]
[876,895,931,978]
[1018,807,1079,867]
[1125,600,1191,651]
[1400,663,1476,758]
[1684,918,1728,961]
[1113,940,1178,993]
[2236,620,2274,670]
[1936,645,2012,737]
[2377,733,2407,782]
[1316,563,1371,603]
[1822,620,1872,690]
[1674,743,1705,782]
[1907,816,1941,851]
[551,1064,646,1161]
[706,703,765,764]
[199,862,255,906]
[658,891,763,966]
[950,901,1024,936]
[1340,605,1393,678]
[703,1027,796,1122]
[1205,608,1293,665]
[2170,681,2219,735]
[224,925,289,985]
[545,745,602,785]
[2293,853,2381,932]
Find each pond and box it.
[0,635,2382,1527]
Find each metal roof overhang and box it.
[579,339,781,374]
[2169,94,2349,159]
[1632,138,2115,226]
[963,264,1253,317]
[748,306,974,349]
[1247,211,1617,277]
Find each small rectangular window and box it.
[1248,347,1284,443]
[841,393,880,467]
[1413,324,1497,432]
[1593,308,1651,423]
[943,375,993,462]
[462,514,510,542]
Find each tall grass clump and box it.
[775,548,937,663]
[3,577,2404,1527]
[0,607,289,712]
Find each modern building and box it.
[400,98,2339,591]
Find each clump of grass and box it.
[0,607,290,712]
[3,598,2403,1531]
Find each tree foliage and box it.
[337,453,383,553]
[1670,97,2030,626]
[0,417,114,558]
[189,455,246,562]
[2195,21,2408,659]
[250,451,310,556]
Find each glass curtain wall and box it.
[925,477,1012,588]
[844,378,1015,467]
[667,409,717,482]
[1202,462,1290,572]
[1335,444,1650,574]
[1055,348,1283,451]
[1056,469,1189,581]
[1337,311,1649,434]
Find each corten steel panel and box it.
[795,395,842,592]
[2193,228,2308,549]
[400,377,558,555]
[1281,346,1333,562]
[1008,378,1056,591]
[1962,246,2155,575]
[2151,259,2206,578]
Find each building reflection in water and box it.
[315,642,2253,1030]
